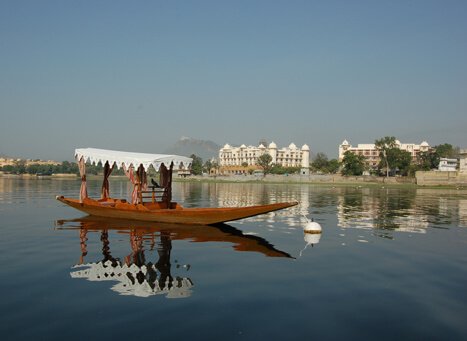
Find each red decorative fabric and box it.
[160,163,169,188]
[123,164,138,204]
[78,157,88,202]
[101,161,114,199]
[135,164,147,192]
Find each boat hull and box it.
[56,196,298,225]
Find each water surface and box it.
[1,178,467,340]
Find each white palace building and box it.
[219,142,310,175]
[338,139,431,169]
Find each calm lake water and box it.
[1,177,467,340]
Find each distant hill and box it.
[164,137,221,161]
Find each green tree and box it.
[257,153,273,176]
[311,152,340,174]
[390,149,412,176]
[27,164,53,175]
[413,144,459,171]
[270,164,300,175]
[204,160,213,174]
[211,161,220,176]
[341,151,366,176]
[13,160,27,174]
[375,136,397,177]
[327,159,340,174]
[311,152,329,173]
[190,154,203,175]
[416,151,438,170]
[435,143,457,158]
[1,165,15,173]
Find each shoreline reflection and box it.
[56,216,292,298]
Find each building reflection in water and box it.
[179,182,312,228]
[459,199,467,228]
[56,217,292,299]
[336,187,430,233]
[178,183,322,251]
[335,187,467,233]
[191,182,467,233]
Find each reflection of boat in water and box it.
[56,217,292,298]
[57,148,297,224]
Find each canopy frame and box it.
[75,148,192,206]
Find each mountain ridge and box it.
[164,137,221,161]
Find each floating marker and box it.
[303,215,322,234]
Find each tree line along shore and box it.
[2,169,465,189]
[0,140,463,187]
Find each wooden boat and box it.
[57,148,298,225]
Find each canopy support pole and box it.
[78,157,88,203]
[166,162,174,207]
[159,162,174,208]
[136,164,146,204]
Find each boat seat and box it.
[141,188,168,204]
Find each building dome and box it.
[301,144,310,151]
[395,140,401,146]
[420,141,429,147]
[341,139,349,146]
[268,141,277,149]
[259,144,266,149]
[240,144,246,148]
[223,144,231,149]
[289,143,297,150]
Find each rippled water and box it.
[1,177,467,340]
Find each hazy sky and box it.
[1,0,466,161]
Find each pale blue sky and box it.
[1,0,466,161]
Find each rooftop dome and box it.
[223,144,231,149]
[420,141,429,147]
[259,144,266,149]
[301,144,310,151]
[289,143,297,150]
[341,139,349,146]
[268,141,277,149]
[240,144,246,148]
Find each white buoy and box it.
[303,215,322,234]
[304,231,321,245]
[298,217,322,257]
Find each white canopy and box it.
[75,148,192,171]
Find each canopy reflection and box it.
[55,216,292,299]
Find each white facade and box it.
[219,142,310,171]
[438,158,458,171]
[338,139,431,168]
[459,149,467,173]
[0,157,60,167]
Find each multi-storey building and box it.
[219,142,310,175]
[459,149,467,173]
[338,139,430,168]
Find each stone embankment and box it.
[186,174,416,185]
[187,172,467,187]
[415,171,467,186]
[188,172,467,187]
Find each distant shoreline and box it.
[2,172,465,190]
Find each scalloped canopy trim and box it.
[75,148,192,171]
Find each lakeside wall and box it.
[195,174,416,185]
[4,171,466,187]
[415,171,467,186]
